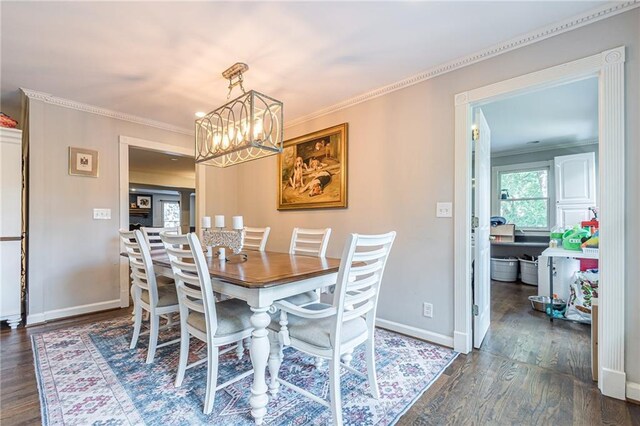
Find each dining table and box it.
[150,250,341,425]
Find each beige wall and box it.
[204,10,640,383]
[129,170,195,188]
[27,99,192,319]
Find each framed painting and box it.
[69,147,99,177]
[278,123,348,210]
[136,195,151,208]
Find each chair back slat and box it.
[161,231,219,336]
[289,227,331,257]
[142,226,180,256]
[342,300,374,321]
[244,226,271,252]
[331,232,396,346]
[120,229,159,306]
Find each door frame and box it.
[118,135,206,308]
[453,46,626,400]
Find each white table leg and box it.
[249,306,271,425]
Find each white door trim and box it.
[118,136,206,308]
[453,46,626,400]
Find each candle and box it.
[214,215,225,228]
[232,215,244,230]
[201,216,211,229]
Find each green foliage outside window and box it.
[499,169,549,229]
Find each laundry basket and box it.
[519,258,538,285]
[490,257,519,282]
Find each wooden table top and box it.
[150,251,341,288]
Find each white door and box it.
[473,108,491,349]
[556,203,593,228]
[555,153,596,204]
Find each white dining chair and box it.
[267,231,396,426]
[289,227,331,257]
[119,229,180,364]
[243,226,271,252]
[141,226,180,256]
[160,231,254,415]
[284,227,332,307]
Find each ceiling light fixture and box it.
[195,112,206,118]
[195,62,283,167]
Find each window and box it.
[494,162,551,230]
[162,201,180,228]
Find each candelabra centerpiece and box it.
[201,215,246,261]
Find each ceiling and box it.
[480,77,598,153]
[129,147,195,177]
[1,1,608,130]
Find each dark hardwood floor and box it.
[1,283,638,425]
[399,280,640,425]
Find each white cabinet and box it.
[0,128,23,329]
[554,152,596,228]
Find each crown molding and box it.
[491,139,598,158]
[20,88,194,136]
[285,1,639,128]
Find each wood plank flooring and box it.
[398,280,640,425]
[1,283,638,425]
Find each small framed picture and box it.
[69,147,99,177]
[136,196,151,208]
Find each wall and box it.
[129,169,195,188]
[26,98,192,321]
[204,9,640,383]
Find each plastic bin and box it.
[491,257,518,282]
[519,258,538,285]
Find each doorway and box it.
[470,78,600,386]
[453,46,626,400]
[118,136,206,310]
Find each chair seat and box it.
[187,298,253,338]
[140,285,178,307]
[282,290,319,306]
[268,303,367,349]
[156,275,174,286]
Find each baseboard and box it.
[626,381,640,403]
[375,318,454,348]
[26,299,122,326]
[601,367,627,400]
[26,313,46,326]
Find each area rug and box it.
[32,316,457,425]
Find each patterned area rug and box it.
[32,316,457,425]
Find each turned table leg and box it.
[249,306,271,425]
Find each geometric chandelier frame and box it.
[195,64,283,167]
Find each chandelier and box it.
[195,63,283,167]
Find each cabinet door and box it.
[556,204,593,228]
[0,241,22,318]
[555,153,596,205]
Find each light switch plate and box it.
[436,202,453,218]
[93,208,111,220]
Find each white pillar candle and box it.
[218,247,226,260]
[214,215,225,228]
[201,216,211,229]
[232,215,244,230]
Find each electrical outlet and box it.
[436,202,453,218]
[423,302,433,318]
[93,208,111,220]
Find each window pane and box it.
[163,202,180,228]
[500,169,548,199]
[500,199,548,228]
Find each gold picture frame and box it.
[278,123,348,210]
[69,147,99,177]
